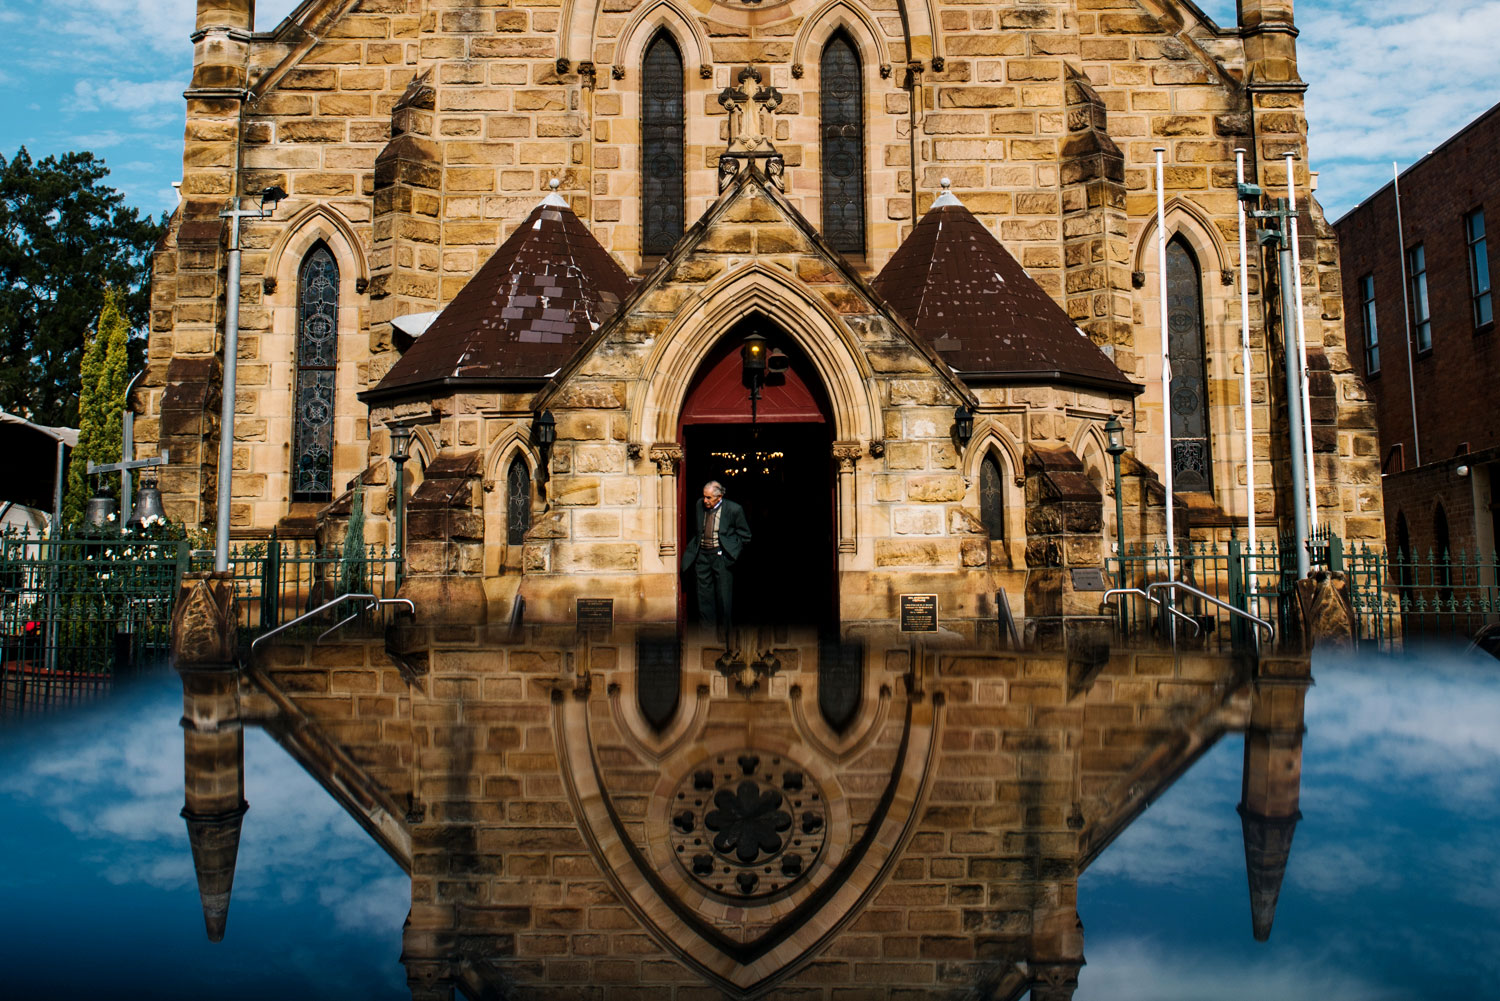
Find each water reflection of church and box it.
[179,635,1309,999]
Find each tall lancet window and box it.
[641,32,685,256]
[506,456,531,546]
[293,243,338,501]
[820,32,864,254]
[1165,238,1212,492]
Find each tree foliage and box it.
[0,147,164,427]
[63,287,131,524]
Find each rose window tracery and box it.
[668,750,828,899]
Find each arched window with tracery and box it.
[641,32,684,257]
[506,456,531,546]
[293,243,338,501]
[979,453,1005,541]
[1166,237,1212,492]
[820,31,864,254]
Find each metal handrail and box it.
[1145,580,1275,641]
[248,593,415,654]
[1102,587,1204,636]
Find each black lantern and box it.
[953,405,974,446]
[390,425,412,464]
[741,332,769,379]
[532,410,557,484]
[1104,415,1125,458]
[259,184,288,212]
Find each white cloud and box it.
[1298,1,1500,218]
[70,78,182,113]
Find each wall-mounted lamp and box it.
[1104,415,1127,588]
[953,406,974,446]
[741,333,769,425]
[1456,464,1471,478]
[532,410,557,485]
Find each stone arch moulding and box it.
[266,203,370,289]
[791,0,898,71]
[608,0,711,77]
[963,420,1024,487]
[1132,196,1233,279]
[629,264,884,448]
[1072,421,1112,476]
[482,424,540,488]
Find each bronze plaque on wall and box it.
[1070,569,1107,592]
[577,598,614,630]
[900,594,938,632]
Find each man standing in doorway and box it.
[682,480,752,637]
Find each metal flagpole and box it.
[1155,148,1175,561]
[1236,149,1257,598]
[1393,161,1422,468]
[1284,153,1318,532]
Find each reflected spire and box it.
[1237,672,1309,942]
[179,665,247,943]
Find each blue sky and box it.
[0,2,1498,221]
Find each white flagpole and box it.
[1156,147,1175,561]
[1236,148,1257,592]
[1284,152,1318,533]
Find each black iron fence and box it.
[193,530,404,642]
[0,529,189,695]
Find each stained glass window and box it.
[641,32,684,257]
[293,244,338,501]
[820,32,864,254]
[979,454,1005,540]
[1166,238,1212,493]
[506,456,531,546]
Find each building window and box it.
[820,31,864,255]
[506,456,531,546]
[1467,209,1492,327]
[293,244,338,501]
[979,453,1005,540]
[641,32,684,257]
[1408,244,1431,352]
[1359,273,1379,374]
[1166,238,1212,492]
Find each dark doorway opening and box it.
[679,321,837,629]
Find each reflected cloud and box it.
[1080,937,1403,1001]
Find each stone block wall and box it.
[141,0,1384,572]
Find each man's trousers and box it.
[694,549,734,634]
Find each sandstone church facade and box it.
[140,0,1384,636]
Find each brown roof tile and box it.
[366,195,634,401]
[872,194,1136,393]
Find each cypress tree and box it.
[62,287,129,525]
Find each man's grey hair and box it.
[703,480,725,497]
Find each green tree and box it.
[0,147,164,427]
[63,287,131,524]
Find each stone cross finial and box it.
[717,66,787,192]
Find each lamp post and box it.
[389,425,412,583]
[1104,416,1126,591]
[213,184,287,573]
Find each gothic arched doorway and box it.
[679,317,836,628]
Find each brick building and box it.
[1334,101,1499,568]
[137,0,1385,638]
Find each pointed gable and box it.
[873,187,1136,394]
[367,192,634,400]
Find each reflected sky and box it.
[1081,646,1500,1001]
[0,672,408,1000]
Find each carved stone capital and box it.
[578,61,597,88]
[700,63,713,80]
[832,441,862,471]
[649,443,684,473]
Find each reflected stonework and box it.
[180,620,1311,1000]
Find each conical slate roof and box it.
[873,186,1135,393]
[368,191,634,399]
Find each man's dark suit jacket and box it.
[682,498,752,571]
